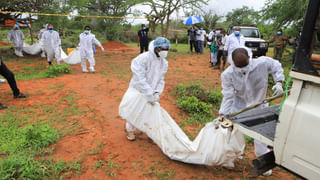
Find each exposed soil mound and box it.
[101,41,135,52]
[0,41,10,46]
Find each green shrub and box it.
[173,83,223,125]
[177,96,214,124]
[206,89,223,105]
[22,124,59,150]
[45,64,72,78]
[0,123,59,154]
[0,155,46,179]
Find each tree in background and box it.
[199,10,221,31]
[143,0,208,37]
[261,0,308,36]
[0,0,58,43]
[225,6,259,25]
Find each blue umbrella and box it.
[184,16,203,25]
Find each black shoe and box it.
[48,61,52,66]
[14,93,27,99]
[0,104,7,110]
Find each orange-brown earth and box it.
[0,42,298,179]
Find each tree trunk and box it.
[165,17,170,38]
[160,20,165,37]
[28,15,34,44]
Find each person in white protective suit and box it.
[219,47,284,176]
[223,27,245,65]
[122,37,170,140]
[38,24,48,58]
[41,24,62,65]
[7,24,25,57]
[79,26,104,72]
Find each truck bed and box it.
[227,105,280,142]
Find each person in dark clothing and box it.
[215,29,227,70]
[0,55,27,109]
[187,27,196,53]
[137,24,150,53]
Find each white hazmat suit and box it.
[41,30,61,64]
[79,31,104,72]
[219,53,284,159]
[38,25,47,58]
[125,40,168,132]
[224,33,245,64]
[7,25,25,57]
[119,40,245,167]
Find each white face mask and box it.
[158,51,168,58]
[234,62,250,75]
[84,30,90,34]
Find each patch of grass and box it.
[15,64,72,80]
[245,135,254,145]
[85,140,103,155]
[172,83,223,126]
[106,158,120,177]
[145,164,176,180]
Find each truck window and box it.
[240,28,259,38]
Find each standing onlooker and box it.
[224,26,245,65]
[41,24,62,66]
[187,27,196,54]
[7,24,24,57]
[269,29,289,61]
[199,27,206,54]
[209,39,218,67]
[79,26,104,73]
[215,29,227,70]
[137,24,150,53]
[0,54,27,109]
[38,24,48,58]
[195,27,201,54]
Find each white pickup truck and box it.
[222,1,320,179]
[227,25,268,57]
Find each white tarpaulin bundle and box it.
[60,48,81,65]
[22,42,81,64]
[119,87,245,167]
[23,42,42,55]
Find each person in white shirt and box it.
[38,24,48,58]
[199,27,206,54]
[79,26,104,72]
[224,27,245,65]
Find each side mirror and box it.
[261,35,264,39]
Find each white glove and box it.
[101,47,105,52]
[272,82,283,96]
[154,93,160,102]
[146,94,156,105]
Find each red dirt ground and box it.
[0,42,299,179]
[0,41,10,46]
[102,41,135,52]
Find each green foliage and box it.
[0,122,58,154]
[15,64,72,80]
[105,158,120,177]
[22,125,59,151]
[226,6,259,25]
[261,0,308,35]
[0,155,47,179]
[173,83,223,125]
[245,135,254,145]
[45,64,72,78]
